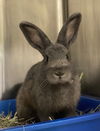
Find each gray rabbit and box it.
[17,13,82,122]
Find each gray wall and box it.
[1,0,63,98]
[67,0,100,96]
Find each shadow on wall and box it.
[82,73,100,97]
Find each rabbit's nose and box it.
[55,72,64,77]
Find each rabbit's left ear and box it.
[20,22,51,57]
[57,13,81,48]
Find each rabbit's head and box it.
[20,13,81,84]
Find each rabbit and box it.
[16,13,82,122]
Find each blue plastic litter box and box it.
[0,96,100,131]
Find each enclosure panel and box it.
[68,0,100,96]
[2,0,100,98]
[0,0,5,99]
[3,0,63,94]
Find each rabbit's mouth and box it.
[47,72,72,84]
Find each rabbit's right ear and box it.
[20,22,51,56]
[56,13,81,48]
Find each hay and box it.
[0,112,34,129]
[0,104,100,129]
[77,104,100,115]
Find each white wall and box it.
[0,0,5,98]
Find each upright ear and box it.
[57,13,81,48]
[19,22,51,56]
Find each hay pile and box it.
[0,112,34,129]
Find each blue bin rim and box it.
[1,110,100,131]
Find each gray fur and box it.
[17,13,81,122]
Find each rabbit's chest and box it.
[37,87,74,112]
